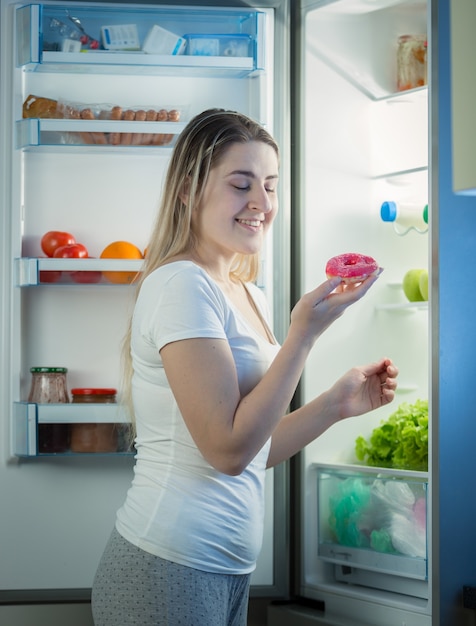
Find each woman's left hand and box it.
[329,358,399,420]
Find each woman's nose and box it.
[249,187,272,212]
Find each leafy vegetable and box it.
[355,399,428,471]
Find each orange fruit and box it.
[100,241,143,284]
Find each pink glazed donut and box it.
[326,252,379,284]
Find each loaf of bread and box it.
[23,94,60,119]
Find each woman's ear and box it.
[179,178,191,205]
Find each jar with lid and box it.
[28,367,70,453]
[70,388,119,453]
[397,35,427,92]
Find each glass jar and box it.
[28,367,70,453]
[397,35,427,92]
[70,388,118,453]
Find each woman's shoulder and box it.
[141,260,222,299]
[145,260,207,284]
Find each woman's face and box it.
[192,140,279,261]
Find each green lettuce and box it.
[355,399,428,471]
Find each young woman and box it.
[91,109,398,626]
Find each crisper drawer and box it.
[13,402,133,457]
[316,464,428,581]
[16,4,265,75]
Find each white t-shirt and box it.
[116,261,280,574]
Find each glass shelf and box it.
[376,301,428,312]
[16,257,144,287]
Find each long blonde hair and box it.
[121,109,279,429]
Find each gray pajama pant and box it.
[91,528,251,626]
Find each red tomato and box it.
[41,231,76,257]
[71,257,102,284]
[70,271,102,284]
[39,270,63,284]
[53,243,89,258]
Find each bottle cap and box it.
[423,204,428,224]
[380,201,397,222]
[30,367,68,373]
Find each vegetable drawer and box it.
[316,464,428,582]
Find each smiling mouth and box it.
[236,219,262,228]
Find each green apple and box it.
[419,270,429,301]
[402,269,426,302]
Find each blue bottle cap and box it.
[380,201,397,222]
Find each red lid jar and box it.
[70,388,118,453]
[71,388,117,403]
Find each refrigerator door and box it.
[270,0,431,624]
[0,0,290,603]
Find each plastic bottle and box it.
[380,201,428,235]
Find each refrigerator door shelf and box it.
[316,464,428,581]
[17,401,129,424]
[16,4,264,76]
[13,401,132,458]
[303,0,427,100]
[16,257,144,287]
[16,118,186,150]
[375,301,428,312]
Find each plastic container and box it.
[142,24,186,55]
[397,35,427,92]
[184,34,251,57]
[28,367,70,453]
[380,201,428,235]
[317,466,428,581]
[70,388,118,453]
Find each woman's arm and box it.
[161,274,382,475]
[266,358,399,468]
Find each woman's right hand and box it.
[289,271,382,346]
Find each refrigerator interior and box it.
[0,0,286,597]
[294,0,430,624]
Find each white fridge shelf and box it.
[15,257,144,286]
[16,118,186,149]
[13,402,132,457]
[16,4,264,76]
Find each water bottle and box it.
[380,201,428,235]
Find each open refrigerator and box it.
[3,0,476,625]
[0,0,291,612]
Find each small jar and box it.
[397,35,427,92]
[70,388,118,453]
[28,367,70,453]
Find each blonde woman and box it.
[91,109,398,626]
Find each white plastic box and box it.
[184,33,251,57]
[142,24,186,55]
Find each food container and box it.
[397,34,427,92]
[142,24,186,55]
[70,388,118,453]
[184,34,251,57]
[28,366,70,453]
